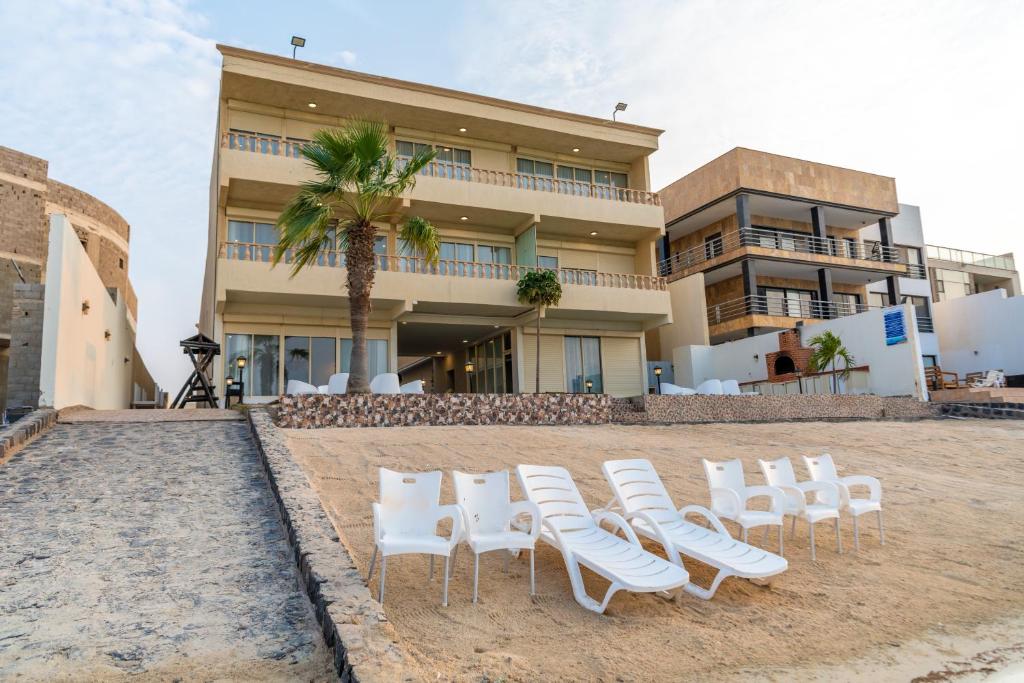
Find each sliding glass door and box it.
[564,336,602,393]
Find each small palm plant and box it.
[807,330,855,394]
[516,269,562,393]
[274,120,440,394]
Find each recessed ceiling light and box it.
[462,339,468,343]
[459,127,467,132]
[401,321,407,325]
[436,351,443,355]
[589,231,599,236]
[307,102,317,108]
[460,216,468,221]
[572,147,580,153]
[493,324,499,328]
[443,147,451,151]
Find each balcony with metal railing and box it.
[659,227,910,279]
[706,294,870,327]
[926,245,1016,271]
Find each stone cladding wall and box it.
[636,394,938,423]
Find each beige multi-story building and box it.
[199,46,670,400]
[651,148,922,356]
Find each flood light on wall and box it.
[291,36,306,59]
[612,102,628,120]
[81,300,90,314]
[104,329,111,341]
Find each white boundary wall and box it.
[932,289,1024,377]
[672,303,928,399]
[38,214,134,409]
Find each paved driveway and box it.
[0,417,333,681]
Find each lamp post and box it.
[464,361,475,393]
[225,376,234,408]
[235,356,247,404]
[654,366,663,394]
[585,379,594,394]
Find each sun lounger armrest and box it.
[840,475,881,502]
[591,509,642,546]
[621,510,684,567]
[709,487,743,514]
[742,485,787,516]
[507,500,543,542]
[678,505,730,537]
[433,504,465,549]
[796,480,842,508]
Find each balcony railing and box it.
[926,245,1015,271]
[916,315,934,333]
[220,242,667,291]
[220,132,660,206]
[659,227,905,276]
[905,263,928,279]
[706,295,871,326]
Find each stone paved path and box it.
[0,419,334,681]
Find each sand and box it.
[283,419,1024,681]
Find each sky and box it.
[2,0,1022,393]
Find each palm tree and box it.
[516,269,562,392]
[807,330,855,394]
[274,120,440,394]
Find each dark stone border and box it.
[0,409,57,462]
[939,402,1024,420]
[245,408,410,683]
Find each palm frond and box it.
[399,216,440,266]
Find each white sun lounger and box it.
[515,464,689,614]
[601,459,787,599]
[660,383,697,395]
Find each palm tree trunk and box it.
[831,359,838,394]
[346,221,377,394]
[535,306,541,393]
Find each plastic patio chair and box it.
[327,373,349,394]
[660,383,697,396]
[452,470,541,603]
[758,457,842,560]
[284,379,319,395]
[601,458,787,599]
[971,370,1005,388]
[702,458,786,554]
[368,469,463,606]
[803,454,884,551]
[696,379,724,395]
[400,380,425,394]
[369,373,402,394]
[721,379,742,395]
[515,464,689,614]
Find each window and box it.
[517,158,555,191]
[922,355,937,368]
[557,165,594,196]
[537,255,559,270]
[561,269,597,286]
[228,128,280,155]
[477,245,512,278]
[594,170,629,200]
[565,336,602,393]
[398,140,471,179]
[934,268,972,301]
[869,292,891,308]
[466,331,513,393]
[759,287,815,318]
[225,333,279,396]
[833,292,861,315]
[704,233,723,260]
[226,220,277,260]
[440,241,474,275]
[118,258,124,269]
[341,339,388,378]
[284,336,337,387]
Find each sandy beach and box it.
[284,419,1024,681]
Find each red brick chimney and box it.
[765,329,813,382]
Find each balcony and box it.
[905,263,928,279]
[706,295,870,327]
[659,228,910,279]
[926,245,1016,271]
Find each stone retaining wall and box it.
[246,408,410,682]
[0,408,57,462]
[629,394,939,424]
[939,402,1024,420]
[275,392,611,429]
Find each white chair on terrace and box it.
[369,373,401,394]
[516,464,689,614]
[758,457,842,560]
[400,380,425,394]
[452,470,541,603]
[721,380,742,395]
[368,469,463,606]
[602,458,787,599]
[803,454,883,551]
[317,385,329,394]
[702,458,786,554]
[661,383,697,396]
[327,373,349,394]
[285,379,319,395]
[696,379,724,395]
[972,370,1006,388]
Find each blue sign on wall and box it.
[884,309,907,346]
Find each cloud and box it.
[334,50,357,66]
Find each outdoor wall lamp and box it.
[236,356,247,370]
[653,366,663,394]
[464,361,475,374]
[81,300,90,314]
[585,379,594,393]
[226,377,234,386]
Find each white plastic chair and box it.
[758,457,842,560]
[317,385,329,394]
[696,379,724,395]
[702,458,786,554]
[452,470,541,603]
[602,459,787,599]
[285,379,319,395]
[972,370,1005,388]
[803,454,883,551]
[368,469,463,606]
[721,379,741,395]
[661,383,697,396]
[400,380,425,394]
[515,465,689,614]
[327,373,349,394]
[369,373,402,394]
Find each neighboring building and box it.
[0,146,160,416]
[932,289,1024,385]
[925,244,1019,302]
[859,204,940,368]
[199,45,670,401]
[651,148,915,356]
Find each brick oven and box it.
[765,329,813,382]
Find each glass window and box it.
[254,222,277,244]
[341,339,388,378]
[311,337,336,386]
[869,292,891,308]
[922,355,937,368]
[228,220,254,243]
[226,333,279,396]
[704,233,723,260]
[225,333,251,388]
[834,292,861,315]
[374,235,388,270]
[760,287,816,318]
[284,336,311,384]
[565,336,602,393]
[537,255,559,270]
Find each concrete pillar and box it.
[811,206,828,254]
[885,275,901,305]
[878,217,895,262]
[817,268,834,318]
[742,259,761,321]
[736,193,751,231]
[659,234,671,274]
